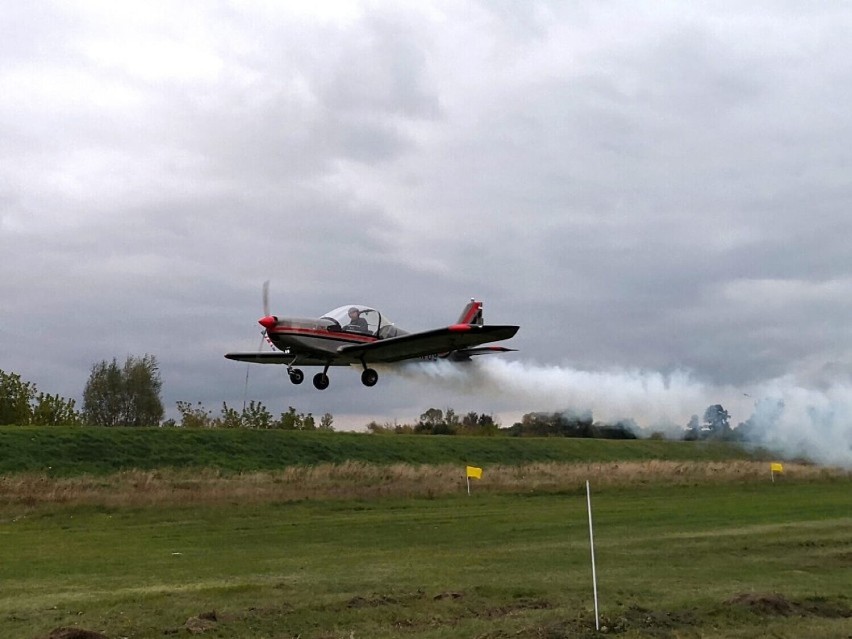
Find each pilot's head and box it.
[348,307,360,318]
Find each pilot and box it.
[345,307,369,332]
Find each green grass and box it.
[1,481,849,638]
[0,425,766,475]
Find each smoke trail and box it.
[398,359,852,468]
[744,377,852,469]
[399,359,741,428]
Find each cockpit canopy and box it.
[320,305,402,339]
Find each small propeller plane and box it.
[225,293,519,390]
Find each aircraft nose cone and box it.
[258,315,278,330]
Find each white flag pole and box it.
[586,480,600,631]
[467,475,471,496]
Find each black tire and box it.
[313,372,330,390]
[361,368,379,387]
[289,369,304,385]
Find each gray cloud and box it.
[3,2,852,462]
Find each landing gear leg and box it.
[286,357,304,385]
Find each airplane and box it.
[225,294,519,390]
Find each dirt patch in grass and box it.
[348,591,426,608]
[725,592,852,618]
[599,606,700,637]
[40,629,109,639]
[726,592,796,615]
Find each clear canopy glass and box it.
[320,305,399,337]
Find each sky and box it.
[3,1,852,465]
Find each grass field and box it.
[0,428,849,638]
[0,425,767,475]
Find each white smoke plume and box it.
[398,359,852,469]
[744,377,852,469]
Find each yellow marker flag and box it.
[770,462,784,473]
[466,466,483,479]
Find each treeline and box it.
[368,404,751,441]
[366,408,499,436]
[0,362,331,431]
[683,404,747,442]
[0,370,81,426]
[1,362,745,441]
[172,401,333,431]
[366,407,638,439]
[1,357,163,428]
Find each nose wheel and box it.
[361,368,379,387]
[288,368,304,385]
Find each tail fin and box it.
[457,299,484,325]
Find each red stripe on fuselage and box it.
[268,326,378,344]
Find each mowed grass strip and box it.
[1,481,850,638]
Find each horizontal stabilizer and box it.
[458,346,517,356]
[448,345,516,362]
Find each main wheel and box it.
[289,369,304,385]
[361,368,379,387]
[313,372,330,390]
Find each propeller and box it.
[258,279,279,329]
[262,279,270,318]
[244,280,272,412]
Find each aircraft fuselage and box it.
[265,317,378,357]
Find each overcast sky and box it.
[3,2,852,462]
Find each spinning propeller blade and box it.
[246,280,272,412]
[262,280,270,318]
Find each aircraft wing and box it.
[224,352,352,366]
[337,324,519,363]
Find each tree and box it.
[83,355,164,427]
[366,419,413,434]
[31,392,81,426]
[301,412,316,431]
[684,414,701,441]
[242,400,272,428]
[1,369,81,426]
[122,354,164,427]
[702,404,731,439]
[460,411,499,436]
[83,359,124,427]
[176,401,215,428]
[279,406,300,430]
[414,408,460,435]
[509,410,594,437]
[416,408,444,433]
[0,370,36,425]
[318,412,334,431]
